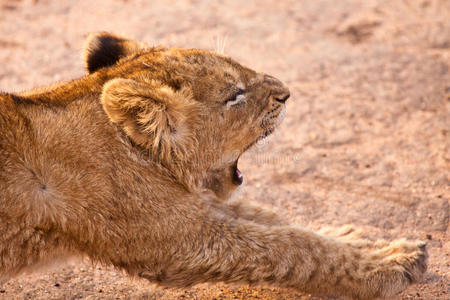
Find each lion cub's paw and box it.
[381,240,427,283]
[365,241,427,298]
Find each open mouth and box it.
[231,127,276,186]
[231,160,243,185]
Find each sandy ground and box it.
[0,0,449,299]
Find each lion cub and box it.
[0,33,426,299]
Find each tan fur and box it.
[0,33,426,299]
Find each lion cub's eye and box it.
[225,88,246,107]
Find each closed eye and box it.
[225,88,246,107]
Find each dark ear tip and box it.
[84,32,125,73]
[83,32,126,73]
[83,32,146,73]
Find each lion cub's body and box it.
[0,33,426,299]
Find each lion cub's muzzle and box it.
[258,74,290,137]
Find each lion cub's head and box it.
[84,33,290,198]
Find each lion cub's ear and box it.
[83,32,145,73]
[101,78,199,159]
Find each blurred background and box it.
[0,0,448,299]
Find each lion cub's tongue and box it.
[233,167,243,185]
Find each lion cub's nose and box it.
[275,91,290,103]
[263,74,290,104]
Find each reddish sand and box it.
[0,0,448,299]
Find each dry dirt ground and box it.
[0,0,449,299]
